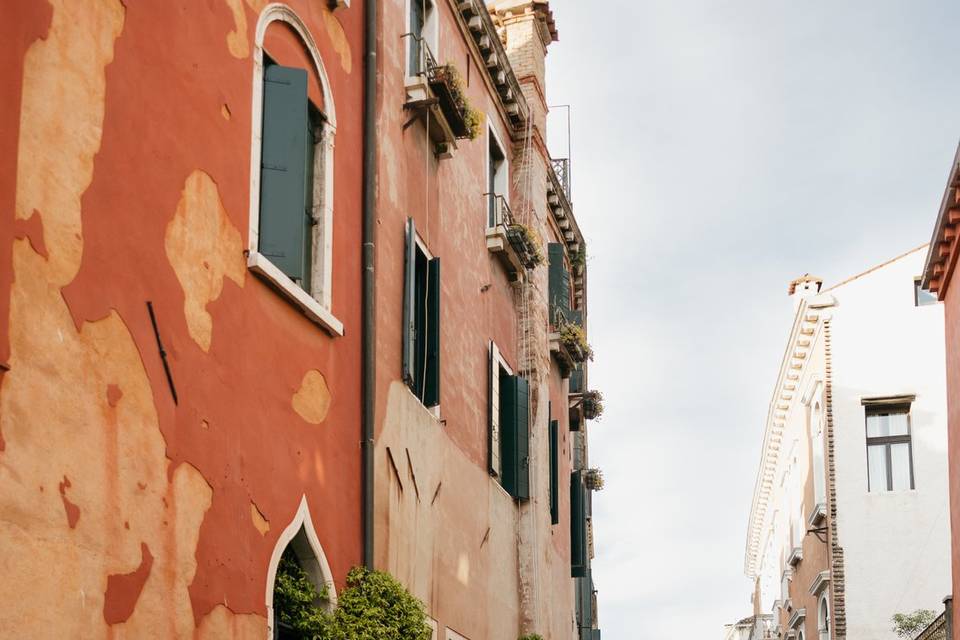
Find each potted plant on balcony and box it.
[582,390,603,421]
[506,223,544,269]
[584,468,604,491]
[428,64,481,140]
[559,322,593,364]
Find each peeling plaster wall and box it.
[374,1,577,638]
[0,0,364,636]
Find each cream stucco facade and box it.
[745,247,951,640]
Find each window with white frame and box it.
[810,393,826,506]
[818,594,830,640]
[486,124,508,228]
[248,7,340,334]
[865,402,915,492]
[407,0,438,76]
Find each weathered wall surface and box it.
[0,0,364,636]
[944,261,960,633]
[373,1,578,638]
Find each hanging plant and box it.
[507,223,544,269]
[584,468,604,491]
[519,635,544,640]
[572,247,586,273]
[429,64,482,140]
[582,390,603,421]
[559,322,593,363]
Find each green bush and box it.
[273,559,431,640]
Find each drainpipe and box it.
[361,0,377,571]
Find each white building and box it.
[743,246,950,640]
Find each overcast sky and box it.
[543,1,960,636]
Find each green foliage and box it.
[274,548,329,637]
[273,558,431,640]
[892,609,937,639]
[435,64,482,140]
[560,322,594,362]
[326,567,432,640]
[519,635,544,640]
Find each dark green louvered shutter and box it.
[569,365,583,394]
[515,377,530,500]
[402,219,417,387]
[549,419,559,525]
[259,64,310,285]
[423,258,440,407]
[577,568,594,640]
[571,470,587,577]
[500,375,530,500]
[548,243,570,324]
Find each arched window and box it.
[818,594,831,640]
[248,4,342,335]
[266,497,337,638]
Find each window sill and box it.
[808,501,827,526]
[486,224,525,280]
[247,251,343,336]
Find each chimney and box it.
[788,274,823,308]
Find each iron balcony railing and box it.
[487,193,514,229]
[917,612,948,640]
[551,157,570,199]
[403,32,438,79]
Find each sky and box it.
[543,1,960,637]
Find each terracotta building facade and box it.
[744,249,950,640]
[371,0,602,638]
[922,143,960,638]
[1,1,365,637]
[2,1,602,638]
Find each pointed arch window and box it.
[248,5,342,335]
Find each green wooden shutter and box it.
[548,243,570,324]
[500,375,518,497]
[402,219,417,387]
[500,374,529,499]
[259,64,309,284]
[423,257,440,407]
[515,376,530,500]
[571,470,587,577]
[569,365,583,394]
[549,419,559,524]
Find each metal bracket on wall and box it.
[807,526,828,544]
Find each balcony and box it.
[404,36,480,157]
[486,195,543,278]
[549,309,592,377]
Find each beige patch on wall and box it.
[196,604,267,639]
[292,370,331,424]
[321,5,352,73]
[164,170,245,352]
[225,0,249,59]
[0,1,233,637]
[251,501,270,536]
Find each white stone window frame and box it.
[485,119,510,229]
[488,340,513,479]
[803,378,828,515]
[817,592,830,640]
[247,3,342,336]
[265,495,338,638]
[404,0,441,89]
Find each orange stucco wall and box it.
[0,1,364,636]
[942,275,960,636]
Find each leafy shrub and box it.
[273,559,431,640]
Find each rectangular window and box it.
[402,219,440,407]
[549,417,559,525]
[865,403,915,492]
[487,128,507,228]
[915,278,938,306]
[488,342,504,477]
[570,470,587,577]
[408,0,436,76]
